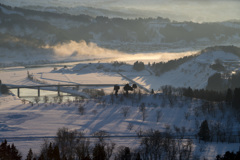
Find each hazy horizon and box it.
[1,0,240,22]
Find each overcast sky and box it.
[1,0,239,22]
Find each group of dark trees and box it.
[0,80,9,94]
[133,61,145,71]
[196,118,240,145]
[113,84,137,96]
[216,151,240,160]
[160,85,226,102]
[150,55,196,76]
[227,88,240,110]
[1,128,197,160]
[182,87,225,102]
[22,128,115,160]
[209,60,225,72]
[206,73,224,91]
[0,140,22,160]
[201,46,240,58]
[206,72,240,91]
[182,86,240,109]
[123,84,137,96]
[132,57,200,76]
[138,130,193,160]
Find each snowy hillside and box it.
[133,49,240,90]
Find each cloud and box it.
[44,40,126,58]
[43,40,198,63]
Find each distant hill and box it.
[200,46,240,57]
[0,3,240,53]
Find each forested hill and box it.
[0,3,240,52]
[200,46,240,58]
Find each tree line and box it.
[0,128,196,160]
[160,85,240,109]
[2,126,239,160]
[150,55,197,76]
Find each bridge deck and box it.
[7,84,125,89]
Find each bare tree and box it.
[180,127,186,139]
[75,131,91,160]
[78,104,85,115]
[115,146,131,160]
[177,139,193,160]
[92,109,98,115]
[55,127,77,159]
[93,130,109,144]
[121,107,130,118]
[184,112,190,120]
[138,89,142,101]
[140,130,165,160]
[136,128,143,138]
[34,96,40,104]
[127,123,134,131]
[139,103,147,121]
[156,110,162,122]
[58,96,63,104]
[174,125,180,136]
[21,99,27,104]
[43,96,49,104]
[110,93,114,105]
[53,96,58,104]
[105,142,116,160]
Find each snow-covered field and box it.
[1,49,240,159]
[1,92,240,159]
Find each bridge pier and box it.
[57,86,60,96]
[38,87,40,97]
[17,88,20,97]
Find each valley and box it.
[0,1,240,160]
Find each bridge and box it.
[7,84,124,97]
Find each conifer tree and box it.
[93,143,106,160]
[0,140,22,160]
[198,120,210,142]
[26,148,33,160]
[52,145,60,160]
[225,88,233,105]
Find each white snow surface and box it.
[1,50,240,159]
[1,92,240,159]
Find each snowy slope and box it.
[131,50,240,90]
[1,93,240,159]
